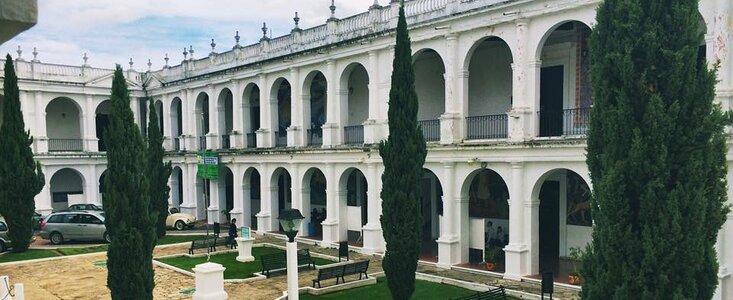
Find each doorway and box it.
[539,180,560,274]
[539,66,564,137]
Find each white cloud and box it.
[1,0,381,68]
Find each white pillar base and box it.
[192,262,228,300]
[207,207,220,224]
[235,237,255,262]
[503,243,529,280]
[229,210,244,228]
[361,223,383,254]
[321,219,340,245]
[256,212,273,232]
[436,236,460,267]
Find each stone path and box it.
[0,234,579,299]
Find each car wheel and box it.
[50,232,64,245]
[175,220,185,231]
[0,241,5,253]
[103,232,111,243]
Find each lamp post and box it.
[278,209,304,300]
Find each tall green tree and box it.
[104,66,156,299]
[583,0,729,299]
[379,3,427,300]
[147,100,172,238]
[0,55,45,252]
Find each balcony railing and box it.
[172,137,181,151]
[538,108,591,137]
[344,125,364,145]
[49,139,83,152]
[198,136,207,149]
[466,114,508,140]
[307,128,323,146]
[221,135,230,149]
[418,119,440,142]
[275,131,287,147]
[246,133,257,148]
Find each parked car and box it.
[0,217,36,252]
[59,203,103,212]
[166,207,196,231]
[40,211,109,245]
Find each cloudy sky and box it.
[1,0,379,70]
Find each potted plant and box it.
[484,247,501,271]
[567,247,584,285]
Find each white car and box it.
[166,208,196,230]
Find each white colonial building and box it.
[0,0,731,296]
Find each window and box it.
[47,215,64,223]
[81,214,103,224]
[64,214,81,223]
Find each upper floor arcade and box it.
[0,0,730,155]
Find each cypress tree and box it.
[583,0,729,299]
[147,100,172,238]
[104,66,156,299]
[379,3,427,299]
[0,55,45,252]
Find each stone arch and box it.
[301,167,327,238]
[46,97,83,151]
[218,166,234,222]
[170,166,184,209]
[463,36,514,140]
[535,20,593,137]
[242,83,260,147]
[170,97,183,149]
[95,100,111,151]
[338,63,370,144]
[338,167,368,244]
[154,99,164,135]
[270,78,291,146]
[194,92,210,148]
[419,168,444,262]
[413,48,446,142]
[217,88,234,149]
[529,168,592,276]
[269,166,292,230]
[98,169,108,205]
[302,71,328,146]
[49,168,85,212]
[242,167,261,229]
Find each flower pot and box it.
[485,262,496,271]
[568,274,581,285]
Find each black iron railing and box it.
[275,131,287,147]
[308,127,323,146]
[198,136,207,149]
[538,107,591,137]
[418,119,440,142]
[466,114,508,140]
[173,137,181,151]
[344,125,364,145]
[49,139,84,152]
[246,133,257,148]
[221,135,230,149]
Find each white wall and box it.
[468,42,513,116]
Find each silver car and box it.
[40,211,110,244]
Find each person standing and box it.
[227,218,238,249]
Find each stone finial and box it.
[189,45,195,59]
[328,0,338,21]
[370,0,382,9]
[129,58,134,70]
[32,47,39,62]
[294,12,300,29]
[83,53,89,66]
[260,22,270,41]
[210,38,217,55]
[234,31,241,49]
[16,46,23,61]
[147,58,152,71]
[164,53,170,67]
[183,47,188,60]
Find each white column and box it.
[169,169,179,208]
[288,67,303,147]
[440,33,462,144]
[34,91,48,153]
[526,189,541,275]
[286,241,300,300]
[161,94,172,150]
[256,164,273,231]
[364,50,382,144]
[83,95,98,152]
[207,178,220,224]
[290,164,306,235]
[184,89,197,150]
[231,80,244,148]
[321,163,339,246]
[230,164,244,224]
[322,60,340,146]
[504,161,529,280]
[508,19,534,142]
[181,163,198,217]
[207,85,219,149]
[36,165,52,215]
[256,74,273,148]
[82,165,95,204]
[437,162,460,267]
[362,163,383,253]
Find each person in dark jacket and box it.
[227,218,238,248]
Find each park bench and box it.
[312,264,344,288]
[188,237,216,254]
[260,249,317,278]
[452,286,507,300]
[312,260,370,288]
[341,260,369,282]
[210,236,233,251]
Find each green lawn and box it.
[300,277,521,300]
[57,245,109,256]
[157,235,209,245]
[156,247,333,279]
[0,249,62,263]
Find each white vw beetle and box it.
[166,207,196,230]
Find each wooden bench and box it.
[452,286,507,300]
[188,238,214,254]
[297,249,316,269]
[260,252,287,278]
[210,236,232,251]
[341,260,369,282]
[312,265,344,288]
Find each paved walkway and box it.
[0,233,580,299]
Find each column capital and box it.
[509,161,525,168]
[444,32,458,41]
[515,18,529,27]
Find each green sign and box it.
[197,150,219,179]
